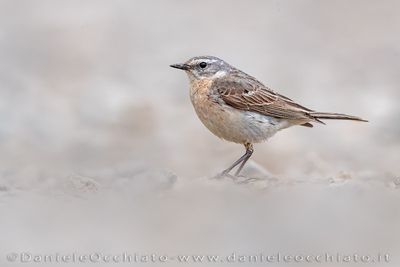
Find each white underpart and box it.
[212,105,292,144]
[192,94,292,144]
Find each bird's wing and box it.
[210,74,317,122]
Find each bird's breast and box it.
[189,79,219,126]
[189,79,213,99]
[188,79,287,144]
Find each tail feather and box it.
[309,112,368,122]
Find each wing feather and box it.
[210,73,315,122]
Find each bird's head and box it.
[170,56,232,81]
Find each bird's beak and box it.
[170,63,190,71]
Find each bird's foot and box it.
[211,172,260,184]
[211,171,236,180]
[234,176,261,184]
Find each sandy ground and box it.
[0,1,399,266]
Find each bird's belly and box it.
[191,96,290,144]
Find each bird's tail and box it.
[309,112,368,123]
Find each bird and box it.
[170,56,367,177]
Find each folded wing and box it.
[210,74,320,124]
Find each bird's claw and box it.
[235,177,260,184]
[211,172,259,184]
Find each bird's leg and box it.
[221,143,253,177]
[234,143,253,176]
[220,153,248,176]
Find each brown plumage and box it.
[210,70,367,127]
[171,55,367,177]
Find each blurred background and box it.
[0,0,399,266]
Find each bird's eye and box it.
[199,62,207,68]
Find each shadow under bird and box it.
[170,56,367,177]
